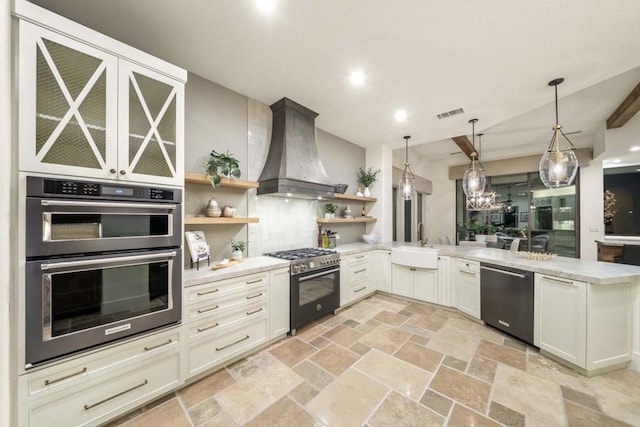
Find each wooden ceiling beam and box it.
[451,135,476,160]
[607,82,640,129]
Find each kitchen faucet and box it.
[417,222,428,247]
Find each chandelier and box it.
[538,78,578,188]
[466,133,498,211]
[462,119,486,197]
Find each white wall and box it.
[579,159,604,260]
[366,145,393,242]
[421,157,457,244]
[1,0,13,425]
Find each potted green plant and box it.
[324,203,338,219]
[205,149,241,188]
[230,239,247,260]
[357,167,381,197]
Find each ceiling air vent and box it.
[436,108,464,120]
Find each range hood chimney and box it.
[258,97,334,198]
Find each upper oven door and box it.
[26,197,181,258]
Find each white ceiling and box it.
[30,0,640,166]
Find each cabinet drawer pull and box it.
[197,322,219,332]
[44,367,87,385]
[460,269,476,276]
[246,278,264,284]
[246,293,263,300]
[197,305,219,314]
[84,380,148,410]
[354,269,367,274]
[246,307,263,315]
[355,255,366,259]
[197,288,219,296]
[354,286,367,293]
[542,276,575,286]
[216,335,250,351]
[143,339,172,352]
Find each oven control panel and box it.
[291,254,340,275]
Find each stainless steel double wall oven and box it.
[24,176,182,367]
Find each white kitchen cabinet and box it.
[453,259,481,319]
[269,267,290,338]
[370,250,391,292]
[391,264,438,303]
[535,274,586,367]
[340,252,374,306]
[18,20,185,186]
[437,255,452,306]
[535,273,633,373]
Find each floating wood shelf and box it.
[332,193,377,203]
[184,173,259,189]
[184,217,259,225]
[316,217,377,224]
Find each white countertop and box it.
[183,256,290,287]
[336,241,640,285]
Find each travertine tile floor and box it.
[109,294,640,426]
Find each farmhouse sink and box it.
[391,246,439,269]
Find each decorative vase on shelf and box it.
[356,186,364,197]
[205,197,221,217]
[363,187,371,197]
[222,205,236,217]
[231,250,243,260]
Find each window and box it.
[604,166,640,236]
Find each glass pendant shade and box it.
[462,154,486,196]
[399,135,415,200]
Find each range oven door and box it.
[26,198,181,258]
[24,249,181,368]
[290,266,340,332]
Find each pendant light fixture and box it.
[462,119,486,197]
[466,133,498,211]
[503,185,514,213]
[399,135,415,200]
[539,78,578,188]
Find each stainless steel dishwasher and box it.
[480,263,534,345]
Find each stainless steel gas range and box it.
[265,248,340,335]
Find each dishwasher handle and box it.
[480,265,528,279]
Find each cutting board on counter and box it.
[211,259,244,270]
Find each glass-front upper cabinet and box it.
[19,20,185,186]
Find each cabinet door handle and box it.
[119,170,127,176]
[84,380,148,410]
[460,269,476,276]
[143,339,172,352]
[45,367,87,385]
[542,276,575,287]
[355,255,366,259]
[246,293,263,300]
[354,286,367,293]
[354,269,367,274]
[246,278,264,284]
[246,307,263,315]
[197,305,219,314]
[481,265,528,279]
[197,322,220,332]
[197,288,219,296]
[216,335,250,351]
[109,168,116,174]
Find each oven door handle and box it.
[40,200,177,211]
[40,251,177,271]
[298,268,340,282]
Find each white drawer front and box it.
[185,285,267,324]
[456,258,480,273]
[349,253,369,265]
[23,352,180,427]
[187,300,268,340]
[22,327,180,400]
[348,261,369,284]
[185,272,269,306]
[188,318,268,377]
[350,282,371,299]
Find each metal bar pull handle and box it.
[41,251,177,271]
[216,335,250,352]
[460,269,476,276]
[542,276,576,287]
[353,286,367,293]
[41,199,176,210]
[480,265,528,279]
[197,305,219,314]
[246,308,263,315]
[246,278,264,284]
[353,269,367,274]
[299,268,340,282]
[45,367,87,385]
[197,322,220,333]
[355,255,366,259]
[197,288,219,296]
[246,293,264,300]
[143,339,172,352]
[84,380,148,410]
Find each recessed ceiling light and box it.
[349,70,366,87]
[255,0,276,14]
[394,110,408,122]
[631,146,640,152]
[612,159,621,163]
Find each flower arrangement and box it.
[205,149,241,187]
[324,203,338,213]
[604,190,616,225]
[230,239,247,253]
[357,167,381,188]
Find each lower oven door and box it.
[290,266,340,331]
[24,249,182,368]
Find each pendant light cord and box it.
[404,135,410,166]
[554,83,559,126]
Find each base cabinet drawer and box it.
[187,317,268,377]
[350,281,371,300]
[21,352,180,427]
